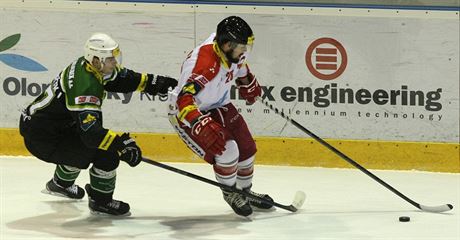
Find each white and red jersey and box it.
[168,33,258,189]
[170,33,250,118]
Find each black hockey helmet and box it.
[216,16,254,46]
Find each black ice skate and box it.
[222,185,253,217]
[85,184,130,216]
[243,186,275,210]
[42,179,85,199]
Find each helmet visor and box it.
[111,47,122,66]
[232,41,253,63]
[100,47,122,74]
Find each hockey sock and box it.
[89,167,116,203]
[236,156,254,189]
[53,164,81,188]
[214,140,239,186]
[213,162,238,186]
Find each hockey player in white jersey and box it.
[168,16,273,217]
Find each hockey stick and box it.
[258,97,453,213]
[141,157,306,212]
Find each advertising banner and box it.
[0,8,194,132]
[1,3,458,142]
[196,13,459,142]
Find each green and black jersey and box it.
[20,56,148,152]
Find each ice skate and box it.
[85,184,131,216]
[42,179,85,199]
[222,185,253,217]
[243,185,275,211]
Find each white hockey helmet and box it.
[84,33,122,66]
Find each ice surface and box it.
[1,156,458,240]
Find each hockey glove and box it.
[144,74,178,97]
[112,133,142,167]
[237,75,261,105]
[191,115,226,156]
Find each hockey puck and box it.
[399,216,410,222]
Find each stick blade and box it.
[290,191,306,211]
[420,203,454,213]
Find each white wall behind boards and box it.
[0,1,458,142]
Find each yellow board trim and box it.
[2,128,459,173]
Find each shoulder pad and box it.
[189,44,220,86]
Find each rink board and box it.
[1,128,458,172]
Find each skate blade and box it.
[251,206,276,212]
[41,189,82,200]
[89,209,132,217]
[235,213,253,221]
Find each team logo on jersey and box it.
[190,73,209,87]
[79,111,99,132]
[75,95,101,106]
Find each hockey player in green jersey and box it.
[19,33,178,216]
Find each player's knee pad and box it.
[215,140,239,167]
[93,150,120,172]
[213,140,239,186]
[214,140,238,175]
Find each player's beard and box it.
[224,49,240,64]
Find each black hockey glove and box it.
[112,133,142,167]
[144,74,178,97]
